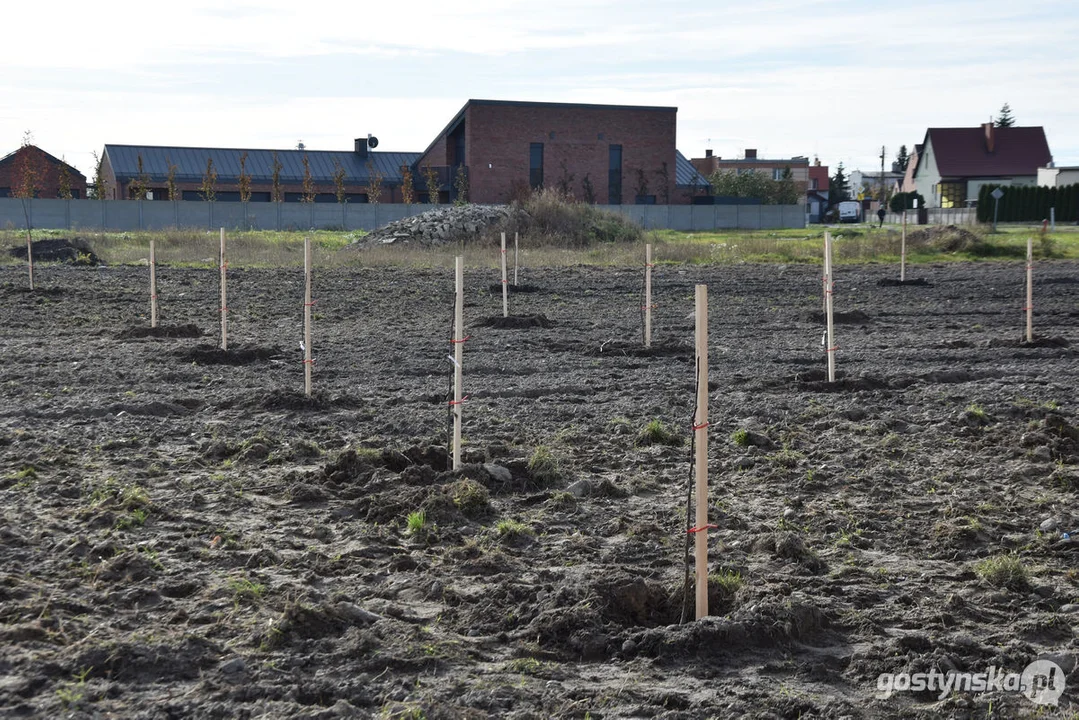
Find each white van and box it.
[837,201,861,223]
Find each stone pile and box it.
[356,205,515,247]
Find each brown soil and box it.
[1,260,1077,718]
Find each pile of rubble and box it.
[355,205,516,247]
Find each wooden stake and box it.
[26,231,34,291]
[900,210,907,282]
[219,228,228,351]
[693,284,709,620]
[453,257,465,470]
[513,232,519,286]
[150,239,158,328]
[824,232,836,383]
[501,232,509,318]
[645,243,653,348]
[304,237,313,396]
[1026,236,1033,343]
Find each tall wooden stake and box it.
[645,243,653,348]
[219,228,228,351]
[693,284,709,620]
[513,232,519,286]
[1026,237,1033,343]
[150,239,159,328]
[501,232,509,318]
[304,237,313,396]
[453,256,464,470]
[900,210,907,282]
[824,232,836,383]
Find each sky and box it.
[3,0,1077,181]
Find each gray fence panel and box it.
[760,206,784,229]
[667,206,693,231]
[33,199,68,230]
[0,198,809,233]
[715,206,737,228]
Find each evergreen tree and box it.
[828,163,849,206]
[995,103,1015,128]
[894,145,910,173]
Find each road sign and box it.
[991,188,1004,200]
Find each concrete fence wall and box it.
[0,198,807,233]
[882,207,978,226]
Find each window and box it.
[773,168,784,181]
[938,182,965,209]
[608,144,622,205]
[529,143,544,189]
[810,178,818,190]
[0,188,10,198]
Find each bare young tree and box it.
[422,164,439,205]
[57,160,73,200]
[12,131,42,290]
[89,151,107,200]
[271,152,283,203]
[129,153,150,200]
[655,162,671,204]
[238,152,252,203]
[200,157,217,202]
[556,160,575,198]
[333,160,347,204]
[366,161,383,205]
[452,165,468,205]
[401,166,415,205]
[301,154,315,203]
[165,156,179,201]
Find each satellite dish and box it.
[367,135,379,149]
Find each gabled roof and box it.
[922,126,1051,178]
[0,145,86,178]
[676,150,710,187]
[103,145,420,184]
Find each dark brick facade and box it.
[0,145,87,199]
[416,100,679,205]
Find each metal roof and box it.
[103,145,420,184]
[675,150,710,188]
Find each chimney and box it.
[705,149,713,158]
[355,137,368,158]
[745,148,757,159]
[983,122,995,153]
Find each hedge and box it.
[977,183,1079,223]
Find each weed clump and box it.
[528,446,563,486]
[450,478,490,517]
[635,419,682,448]
[974,555,1029,591]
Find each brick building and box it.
[100,99,710,205]
[0,145,87,199]
[415,99,706,205]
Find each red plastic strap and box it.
[304,300,318,307]
[501,279,508,284]
[686,524,717,534]
[646,263,656,268]
[150,294,158,300]
[448,395,469,406]
[641,303,657,310]
[222,261,229,270]
[826,345,839,353]
[302,358,315,365]
[1023,305,1032,311]
[220,307,228,312]
[450,335,471,344]
[692,421,710,431]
